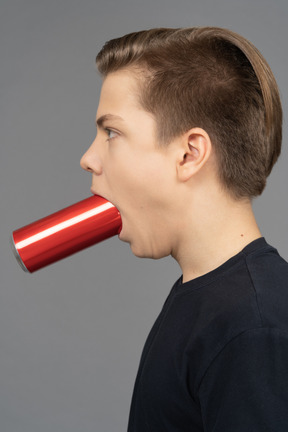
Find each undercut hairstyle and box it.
[96,27,282,199]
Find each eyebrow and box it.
[95,114,124,129]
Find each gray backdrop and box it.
[1,0,287,431]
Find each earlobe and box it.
[177,128,212,182]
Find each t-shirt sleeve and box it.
[198,327,288,432]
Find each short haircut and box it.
[96,27,282,199]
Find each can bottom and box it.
[10,235,29,273]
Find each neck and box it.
[172,195,261,283]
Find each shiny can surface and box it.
[11,195,122,273]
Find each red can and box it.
[11,195,122,273]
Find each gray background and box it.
[1,0,287,430]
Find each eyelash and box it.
[104,128,118,141]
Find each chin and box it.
[130,242,170,260]
[120,226,171,260]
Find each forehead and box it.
[98,70,142,114]
[96,69,158,140]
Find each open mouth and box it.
[90,188,123,235]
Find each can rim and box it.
[10,234,29,273]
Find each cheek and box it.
[104,151,172,208]
[103,160,140,207]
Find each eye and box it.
[105,128,118,141]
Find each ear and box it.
[176,127,212,182]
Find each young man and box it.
[80,27,288,431]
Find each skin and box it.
[80,69,262,283]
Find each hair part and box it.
[96,27,282,199]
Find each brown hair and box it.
[96,27,282,199]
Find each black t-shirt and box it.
[127,238,288,431]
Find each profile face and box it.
[80,69,182,259]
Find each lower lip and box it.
[118,228,124,240]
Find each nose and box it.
[80,142,103,175]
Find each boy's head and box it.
[96,27,282,199]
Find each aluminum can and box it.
[11,195,122,273]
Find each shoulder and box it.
[198,327,288,431]
[244,242,288,329]
[184,239,288,393]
